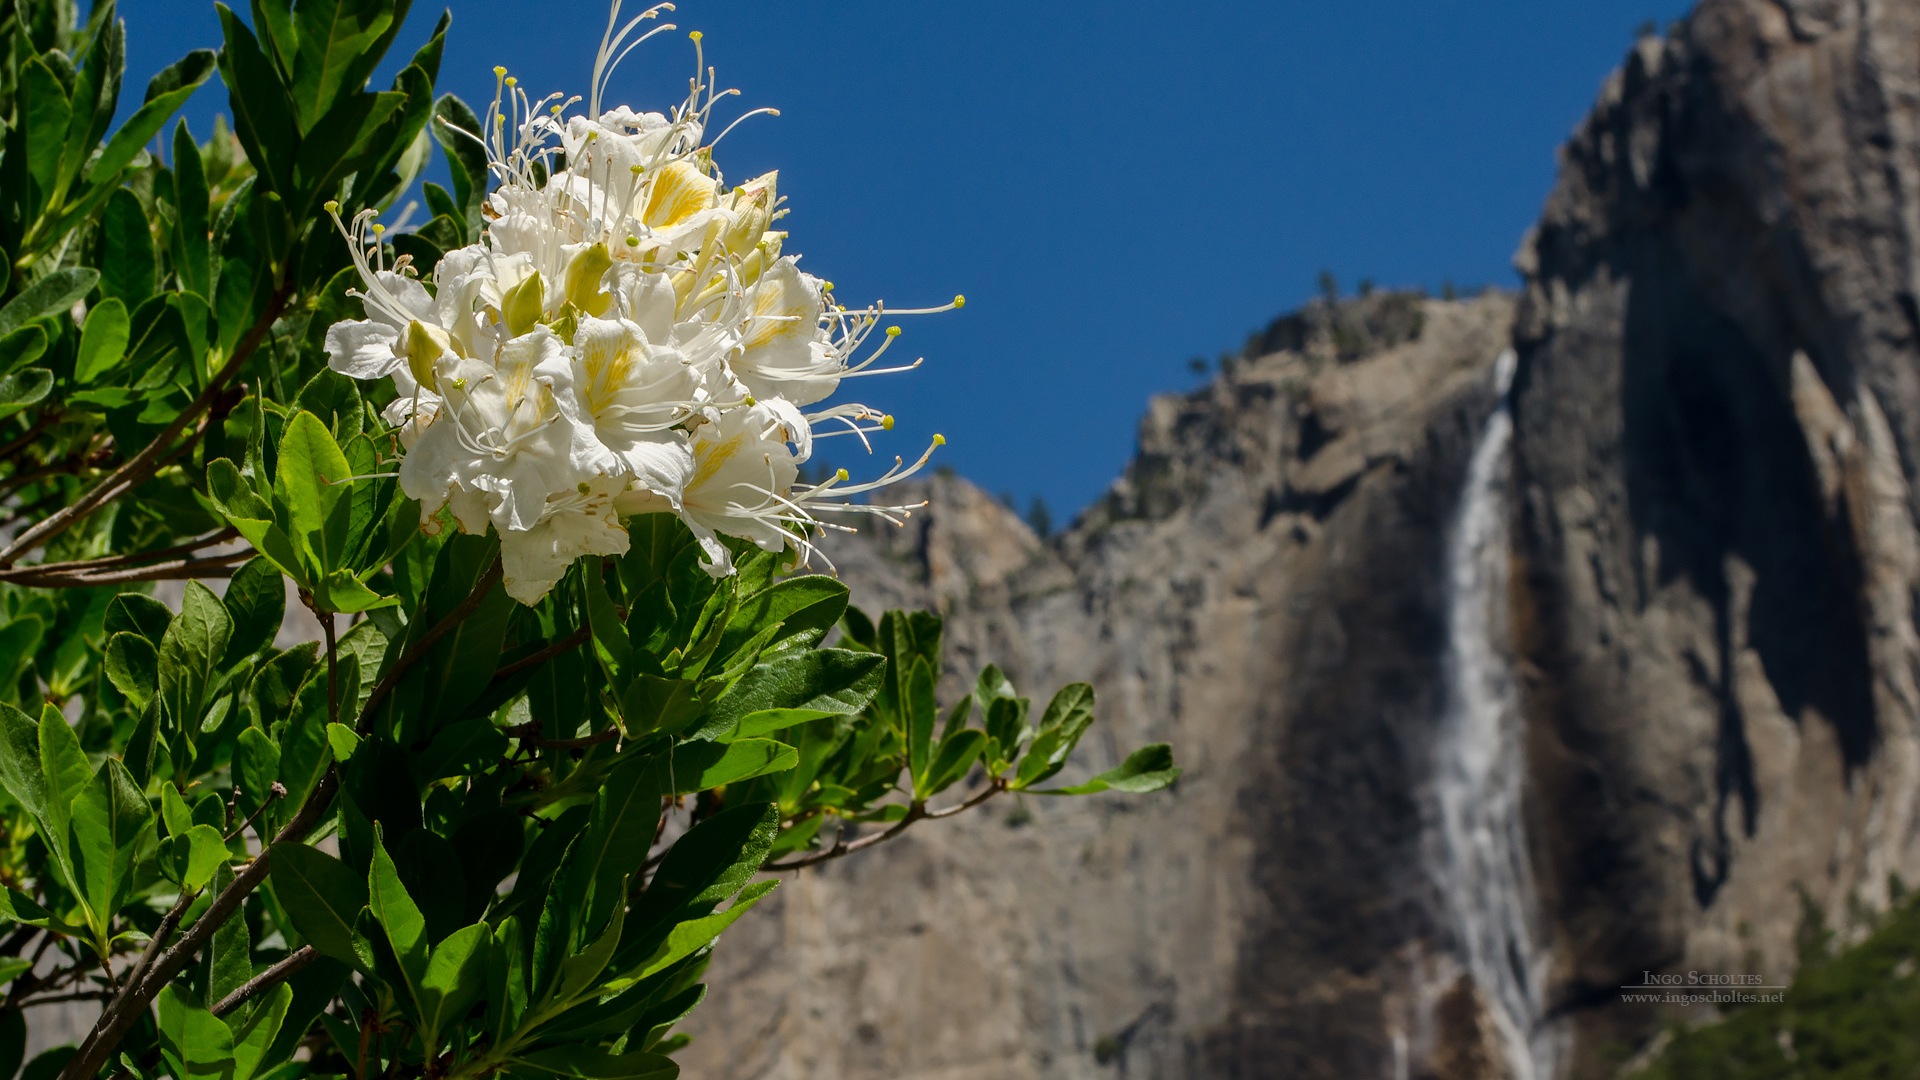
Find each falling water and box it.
[1429,349,1557,1080]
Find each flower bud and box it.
[564,241,615,317]
[501,270,546,336]
[403,319,454,387]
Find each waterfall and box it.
[1428,349,1557,1080]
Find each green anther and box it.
[835,468,850,482]
[502,271,546,336]
[578,481,592,495]
[564,241,614,317]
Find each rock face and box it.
[1510,0,1920,1072]
[688,2,1920,1076]
[679,291,1519,1080]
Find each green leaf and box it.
[170,121,212,299]
[633,878,776,980]
[157,582,233,734]
[106,592,174,642]
[98,188,157,307]
[69,759,154,941]
[74,297,130,383]
[0,957,31,988]
[39,703,92,844]
[570,756,662,935]
[325,723,359,763]
[271,842,370,969]
[1014,683,1096,790]
[293,367,364,442]
[228,982,292,1080]
[717,575,849,659]
[368,827,429,998]
[209,862,252,1002]
[221,557,286,662]
[665,740,797,794]
[289,0,405,131]
[89,50,215,182]
[512,1047,679,1080]
[431,94,488,227]
[906,659,937,794]
[0,369,52,420]
[0,268,99,339]
[156,985,236,1080]
[626,803,777,948]
[160,824,229,892]
[0,703,45,821]
[922,729,988,797]
[0,325,47,374]
[216,7,298,198]
[275,410,353,580]
[1034,743,1182,796]
[419,921,489,1042]
[100,632,159,709]
[729,708,837,739]
[703,649,884,741]
[20,57,72,207]
[0,889,58,930]
[232,726,281,823]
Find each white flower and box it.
[570,314,701,495]
[498,474,633,605]
[313,3,961,604]
[399,328,587,535]
[731,257,838,406]
[676,401,805,574]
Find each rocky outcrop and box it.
[1510,1,1920,1073]
[689,4,1920,1076]
[679,291,1518,1079]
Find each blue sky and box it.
[118,0,1691,524]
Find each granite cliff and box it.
[683,1,1920,1077]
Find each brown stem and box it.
[0,408,61,463]
[490,625,590,683]
[765,781,1005,872]
[320,609,340,729]
[0,528,239,581]
[357,559,504,724]
[1,550,250,588]
[0,285,291,568]
[210,946,317,1018]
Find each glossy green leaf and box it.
[89,50,215,182]
[156,985,236,1080]
[665,740,797,795]
[233,726,282,823]
[69,759,154,940]
[100,632,158,709]
[512,1047,679,1080]
[228,982,292,1080]
[634,878,776,981]
[419,921,489,1042]
[1033,743,1182,795]
[271,842,370,969]
[98,188,157,307]
[0,703,45,821]
[209,862,252,1002]
[157,582,233,734]
[221,557,287,662]
[368,828,429,998]
[922,729,988,798]
[74,297,130,383]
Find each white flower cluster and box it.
[323,3,956,604]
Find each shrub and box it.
[0,3,1177,1078]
